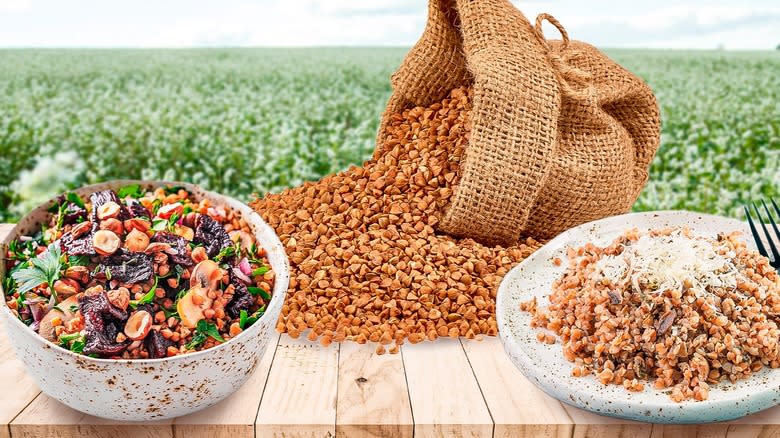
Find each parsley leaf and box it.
[197,319,225,342]
[11,244,62,296]
[117,184,144,199]
[247,286,271,301]
[213,245,238,263]
[185,320,225,350]
[185,332,207,350]
[239,306,265,329]
[65,192,85,208]
[68,255,90,267]
[129,276,159,309]
[252,266,269,277]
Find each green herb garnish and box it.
[166,212,180,232]
[252,266,269,277]
[151,219,167,232]
[129,276,159,309]
[151,199,163,215]
[65,192,85,208]
[11,244,62,296]
[68,254,90,267]
[247,286,271,301]
[213,245,238,263]
[117,184,145,199]
[185,320,224,349]
[239,306,265,329]
[58,332,86,353]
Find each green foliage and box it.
[11,243,62,295]
[0,48,777,222]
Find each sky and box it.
[0,0,778,50]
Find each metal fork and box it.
[744,198,780,272]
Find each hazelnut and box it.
[107,287,130,311]
[93,230,121,256]
[97,201,121,220]
[99,217,124,235]
[53,279,80,297]
[173,224,194,241]
[69,221,92,238]
[124,229,150,252]
[124,218,151,233]
[144,242,173,254]
[191,246,208,263]
[65,265,90,283]
[124,310,152,340]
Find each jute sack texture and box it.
[375,0,661,244]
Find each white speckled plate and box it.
[497,211,780,424]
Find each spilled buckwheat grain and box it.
[251,87,540,353]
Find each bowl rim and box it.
[0,179,289,365]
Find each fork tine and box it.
[772,197,780,219]
[761,199,780,252]
[753,202,780,262]
[745,206,769,258]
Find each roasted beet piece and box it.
[152,232,193,266]
[51,195,87,225]
[126,200,150,219]
[145,329,175,359]
[63,203,88,224]
[226,272,254,318]
[95,249,153,284]
[90,190,129,222]
[193,215,232,258]
[59,230,95,256]
[79,290,129,356]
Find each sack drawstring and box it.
[533,13,593,100]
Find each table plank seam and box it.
[399,347,415,430]
[458,339,497,437]
[333,342,341,436]
[8,391,42,438]
[251,334,283,438]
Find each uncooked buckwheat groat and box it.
[252,87,540,354]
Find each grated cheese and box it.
[590,231,738,298]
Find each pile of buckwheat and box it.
[251,87,539,354]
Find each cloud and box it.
[0,0,778,49]
[0,0,30,12]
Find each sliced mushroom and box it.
[177,287,213,329]
[37,295,80,342]
[190,260,222,291]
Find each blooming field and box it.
[0,48,778,223]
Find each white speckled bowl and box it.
[498,211,780,423]
[0,180,289,421]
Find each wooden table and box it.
[0,223,778,438]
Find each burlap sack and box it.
[376,0,661,244]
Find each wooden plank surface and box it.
[255,334,340,438]
[11,394,173,438]
[336,342,413,438]
[462,337,573,438]
[173,333,281,438]
[402,338,494,438]
[0,223,779,438]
